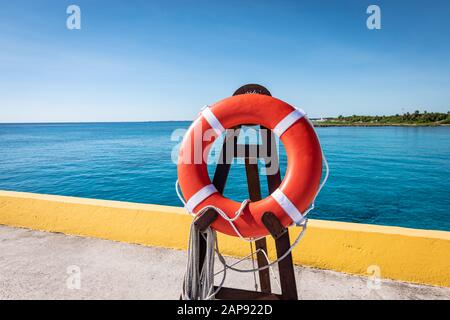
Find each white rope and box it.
[302,117,329,217]
[181,224,226,300]
[249,242,258,291]
[181,216,283,300]
[236,244,282,292]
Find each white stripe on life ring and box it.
[201,106,225,136]
[185,184,218,213]
[273,108,306,137]
[271,188,306,225]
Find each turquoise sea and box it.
[0,122,449,231]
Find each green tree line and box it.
[331,111,450,124]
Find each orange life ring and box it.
[177,94,323,238]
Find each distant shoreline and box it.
[0,121,192,125]
[2,112,449,126]
[312,122,450,127]
[312,111,450,127]
[1,121,449,127]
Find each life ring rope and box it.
[178,96,330,299]
[176,131,329,283]
[175,138,329,240]
[175,107,330,239]
[180,104,317,229]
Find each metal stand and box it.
[192,84,298,300]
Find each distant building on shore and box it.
[310,117,334,122]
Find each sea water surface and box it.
[0,122,449,231]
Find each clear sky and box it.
[1,0,449,122]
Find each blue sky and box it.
[1,0,449,122]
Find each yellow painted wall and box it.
[1,190,449,287]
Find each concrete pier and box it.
[2,191,450,288]
[1,225,449,300]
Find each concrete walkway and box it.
[0,225,449,300]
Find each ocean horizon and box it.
[1,122,449,231]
